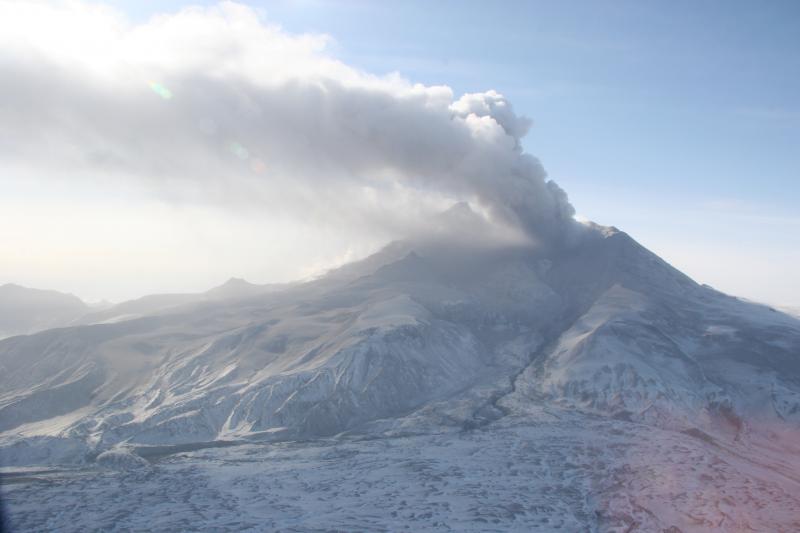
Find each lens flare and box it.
[148,81,173,100]
[250,158,266,173]
[228,141,250,160]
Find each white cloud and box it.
[0,1,578,299]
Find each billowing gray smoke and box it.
[0,1,576,245]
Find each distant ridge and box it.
[0,283,88,339]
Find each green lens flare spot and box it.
[148,81,173,100]
[228,141,250,160]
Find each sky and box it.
[1,0,798,306]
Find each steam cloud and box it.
[0,1,576,245]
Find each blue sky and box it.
[107,0,799,304]
[3,1,798,304]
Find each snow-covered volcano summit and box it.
[2,221,798,467]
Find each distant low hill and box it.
[0,277,278,338]
[76,277,277,326]
[0,284,89,339]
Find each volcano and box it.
[2,221,800,531]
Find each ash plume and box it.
[0,1,576,245]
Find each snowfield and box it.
[4,414,800,531]
[2,223,800,531]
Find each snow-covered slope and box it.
[1,224,799,469]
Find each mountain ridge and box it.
[0,223,798,468]
[0,283,89,339]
